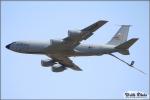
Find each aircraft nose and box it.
[6,44,11,49]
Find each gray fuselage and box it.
[6,40,117,57]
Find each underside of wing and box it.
[47,54,82,71]
[44,20,108,52]
[81,20,108,33]
[63,20,108,48]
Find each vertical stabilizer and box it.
[107,25,131,46]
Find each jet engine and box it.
[41,59,55,67]
[50,39,63,45]
[51,64,66,72]
[68,30,81,37]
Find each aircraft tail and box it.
[107,25,130,46]
[118,50,130,55]
[115,38,138,55]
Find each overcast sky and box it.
[1,1,149,99]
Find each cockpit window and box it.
[11,42,17,44]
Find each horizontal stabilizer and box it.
[118,50,130,55]
[115,38,138,49]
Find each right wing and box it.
[44,20,108,52]
[81,20,108,33]
[63,20,108,48]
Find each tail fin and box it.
[118,50,130,55]
[115,38,138,55]
[115,38,138,49]
[107,25,131,46]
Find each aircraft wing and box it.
[47,54,82,71]
[81,20,108,33]
[63,20,108,48]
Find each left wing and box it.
[47,54,82,71]
[63,20,108,48]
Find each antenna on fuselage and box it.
[109,53,146,74]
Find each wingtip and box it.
[95,20,108,26]
[70,66,83,71]
[99,20,108,23]
[132,38,139,41]
[74,67,83,71]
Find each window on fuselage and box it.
[88,46,92,48]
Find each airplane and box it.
[6,20,145,73]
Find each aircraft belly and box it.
[68,50,104,56]
[43,44,115,56]
[72,46,115,56]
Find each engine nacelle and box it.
[41,59,55,67]
[50,39,63,45]
[68,30,81,37]
[51,64,66,72]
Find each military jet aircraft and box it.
[6,20,144,73]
